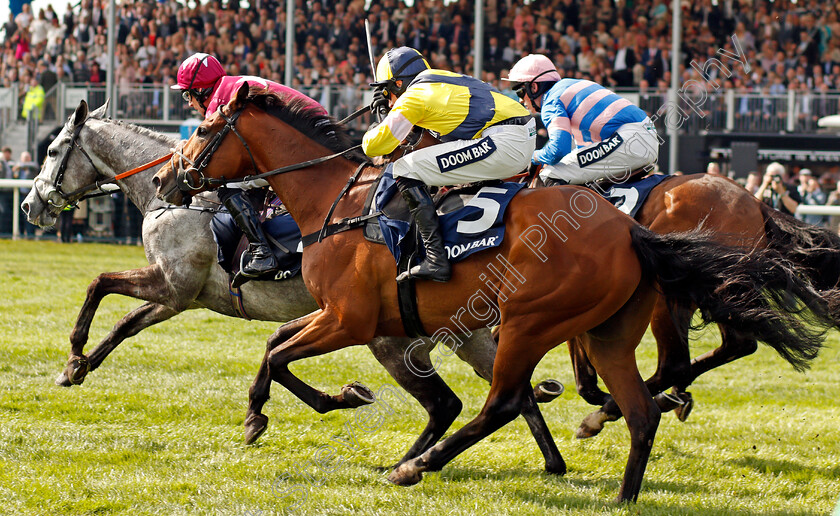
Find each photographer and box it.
[755,162,801,216]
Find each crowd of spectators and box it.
[3,0,840,120]
[6,0,840,238]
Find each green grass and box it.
[1,239,839,515]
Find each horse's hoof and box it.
[388,462,423,486]
[674,392,694,422]
[534,379,565,403]
[575,410,608,439]
[58,356,89,386]
[55,371,73,387]
[244,413,269,445]
[341,382,375,408]
[545,458,567,476]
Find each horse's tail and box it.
[760,202,840,291]
[629,225,836,372]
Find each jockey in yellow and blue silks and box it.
[362,47,536,282]
[504,54,659,187]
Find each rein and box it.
[43,117,174,212]
[62,153,173,201]
[174,103,364,192]
[203,144,364,188]
[171,100,385,247]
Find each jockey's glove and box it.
[371,88,390,119]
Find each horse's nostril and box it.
[21,201,30,216]
[152,176,161,189]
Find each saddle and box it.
[355,168,525,338]
[361,175,495,245]
[360,168,524,264]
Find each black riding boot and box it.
[222,189,279,281]
[396,179,451,282]
[543,177,569,187]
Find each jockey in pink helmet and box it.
[172,53,324,284]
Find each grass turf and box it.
[1,239,838,515]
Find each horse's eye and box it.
[48,149,57,158]
[197,127,208,137]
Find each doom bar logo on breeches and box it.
[436,137,498,173]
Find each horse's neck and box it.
[87,119,175,216]
[272,158,371,236]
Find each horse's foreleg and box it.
[62,266,180,386]
[367,336,463,467]
[57,302,179,386]
[389,324,551,486]
[266,311,371,413]
[69,266,171,356]
[245,311,323,444]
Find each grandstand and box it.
[3,0,840,239]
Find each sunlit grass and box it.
[1,239,839,515]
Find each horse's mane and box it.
[246,88,366,163]
[86,113,178,146]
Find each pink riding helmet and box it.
[504,54,562,84]
[171,53,227,92]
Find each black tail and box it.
[760,202,840,291]
[630,225,836,372]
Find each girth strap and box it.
[228,279,252,320]
[300,211,381,248]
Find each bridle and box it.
[37,120,105,213]
[170,101,363,196]
[35,116,173,215]
[172,104,259,193]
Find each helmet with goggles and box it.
[370,47,431,97]
[171,53,226,102]
[503,54,562,107]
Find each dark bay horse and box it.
[20,100,563,469]
[564,173,840,436]
[153,85,838,502]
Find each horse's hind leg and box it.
[584,336,660,502]
[388,314,574,487]
[652,324,756,422]
[366,336,462,467]
[57,302,178,386]
[685,324,758,386]
[577,297,692,437]
[569,335,611,406]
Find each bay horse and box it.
[395,130,840,436]
[152,84,838,502]
[21,100,564,469]
[561,173,840,436]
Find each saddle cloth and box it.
[601,173,671,218]
[372,167,525,264]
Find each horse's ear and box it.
[72,100,89,127]
[233,82,250,108]
[89,99,110,119]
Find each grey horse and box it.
[22,100,565,470]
